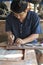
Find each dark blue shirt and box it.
[6,11,41,43]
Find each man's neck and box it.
[19,13,27,23]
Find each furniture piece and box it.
[0,42,43,65]
[0,42,39,65]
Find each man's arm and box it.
[23,34,39,43]
[15,34,39,44]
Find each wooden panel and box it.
[0,49,23,61]
[0,60,25,65]
[24,50,38,65]
[40,19,43,33]
[39,54,43,64]
[0,50,38,65]
[0,20,5,34]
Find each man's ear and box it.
[27,3,31,11]
[24,3,30,13]
[25,3,30,12]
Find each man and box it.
[6,0,41,45]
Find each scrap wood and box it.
[0,42,7,47]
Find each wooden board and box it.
[6,44,43,50]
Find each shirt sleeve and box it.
[31,12,42,34]
[5,16,11,32]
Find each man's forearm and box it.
[23,34,39,43]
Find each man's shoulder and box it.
[28,11,39,20]
[27,11,38,20]
[28,11,37,16]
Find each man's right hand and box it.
[8,35,15,45]
[7,32,15,45]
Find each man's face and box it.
[13,3,29,21]
[14,10,27,20]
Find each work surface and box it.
[0,48,38,65]
[6,43,43,50]
[0,42,43,50]
[0,42,39,65]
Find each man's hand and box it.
[7,32,15,45]
[15,38,25,46]
[8,34,15,45]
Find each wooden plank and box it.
[0,49,23,61]
[0,42,7,47]
[0,21,5,34]
[0,50,38,65]
[39,54,43,64]
[0,42,43,50]
[6,44,43,50]
[24,50,38,65]
[0,60,25,65]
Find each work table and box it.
[0,42,39,65]
[0,40,43,65]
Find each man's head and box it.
[10,0,29,20]
[11,0,28,13]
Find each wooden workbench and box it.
[0,42,39,65]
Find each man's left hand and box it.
[15,38,25,45]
